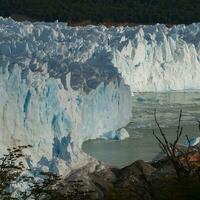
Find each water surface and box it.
[82,91,200,167]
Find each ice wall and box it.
[0,18,131,173]
[0,17,200,173]
[112,24,200,93]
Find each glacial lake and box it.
[82,91,200,167]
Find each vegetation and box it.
[1,110,200,199]
[105,110,200,200]
[0,145,63,199]
[0,145,32,199]
[0,144,96,199]
[153,109,200,179]
[0,0,199,24]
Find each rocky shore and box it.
[57,142,200,200]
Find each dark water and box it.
[82,91,200,167]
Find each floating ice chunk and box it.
[137,96,145,102]
[183,137,200,147]
[101,128,129,140]
[117,128,130,140]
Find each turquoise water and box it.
[82,91,200,167]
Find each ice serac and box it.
[0,18,131,174]
[1,18,200,173]
[112,24,200,93]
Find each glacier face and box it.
[0,18,132,173]
[112,24,200,93]
[0,17,200,173]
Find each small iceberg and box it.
[101,128,130,140]
[137,96,145,102]
[183,137,200,147]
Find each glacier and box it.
[0,18,131,174]
[0,17,200,174]
[112,24,200,93]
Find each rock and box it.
[117,160,156,182]
[152,151,167,162]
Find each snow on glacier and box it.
[0,17,200,173]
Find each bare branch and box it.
[154,109,171,154]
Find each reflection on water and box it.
[82,91,200,167]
